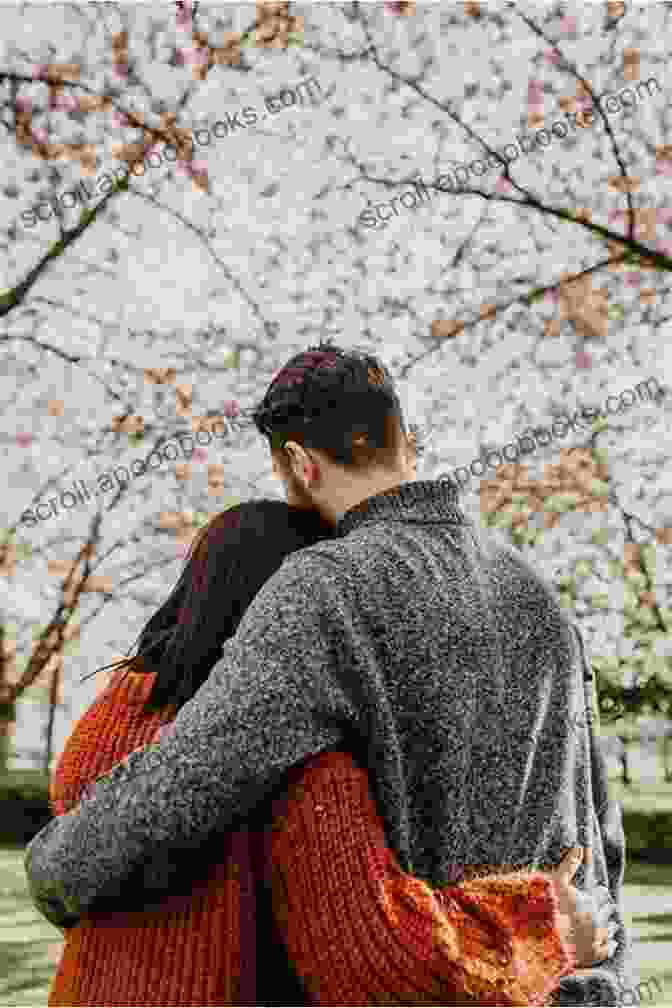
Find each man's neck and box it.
[321,473,411,526]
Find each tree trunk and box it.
[0,716,14,776]
[43,657,63,775]
[663,730,672,783]
[617,735,631,787]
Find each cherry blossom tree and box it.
[0,1,670,774]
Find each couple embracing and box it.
[26,343,632,1005]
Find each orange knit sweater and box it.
[48,667,573,1006]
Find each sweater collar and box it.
[336,479,464,537]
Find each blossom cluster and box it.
[358,77,662,231]
[437,377,665,492]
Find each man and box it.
[26,343,631,1003]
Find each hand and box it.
[544,847,617,968]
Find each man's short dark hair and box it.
[251,342,407,469]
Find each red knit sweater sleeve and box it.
[269,749,575,1007]
[49,667,176,815]
[47,669,250,1008]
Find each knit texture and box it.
[47,667,572,1006]
[48,666,256,1006]
[268,749,574,1006]
[27,480,631,1004]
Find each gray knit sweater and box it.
[25,480,633,1004]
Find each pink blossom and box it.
[222,399,241,418]
[176,542,191,559]
[527,80,544,98]
[15,432,33,448]
[384,1,405,12]
[178,46,208,66]
[15,96,33,113]
[575,350,593,370]
[626,271,642,286]
[495,177,513,194]
[175,0,193,28]
[51,93,79,112]
[545,287,560,304]
[112,109,129,127]
[192,49,209,66]
[657,207,672,225]
[113,63,129,79]
[187,159,208,178]
[176,160,207,182]
[609,209,651,239]
[656,160,672,177]
[544,49,562,65]
[609,209,643,236]
[31,127,48,144]
[33,64,49,80]
[558,15,578,33]
[193,447,209,462]
[656,240,672,257]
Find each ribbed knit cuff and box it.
[455,871,576,1004]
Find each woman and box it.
[47,500,608,1006]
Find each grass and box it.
[0,845,669,1006]
[0,844,66,1005]
[611,778,672,814]
[1,744,668,1003]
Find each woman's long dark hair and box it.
[87,501,333,712]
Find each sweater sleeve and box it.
[551,624,636,1006]
[269,750,574,1006]
[24,550,358,929]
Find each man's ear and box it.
[283,441,314,486]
